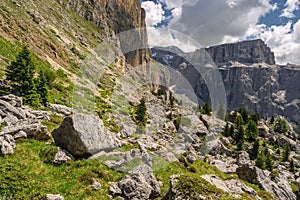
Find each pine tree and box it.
[246,120,259,142]
[251,139,260,160]
[136,97,147,127]
[6,46,41,107]
[274,117,289,134]
[270,116,275,125]
[265,151,274,171]
[229,125,234,138]
[282,145,291,162]
[238,108,249,124]
[290,160,295,172]
[223,121,230,137]
[201,103,212,116]
[235,115,244,127]
[256,152,266,170]
[37,71,48,105]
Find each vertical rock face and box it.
[61,0,150,67]
[151,41,300,124]
[205,39,275,66]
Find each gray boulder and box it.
[52,114,120,159]
[237,164,296,200]
[111,164,160,199]
[45,194,64,200]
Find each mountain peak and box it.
[205,39,276,66]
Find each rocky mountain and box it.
[151,41,300,125]
[1,0,300,200]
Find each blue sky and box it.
[141,0,300,64]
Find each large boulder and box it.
[237,164,296,200]
[52,114,120,159]
[110,164,160,199]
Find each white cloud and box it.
[280,0,300,18]
[141,1,165,27]
[246,20,300,64]
[169,0,275,47]
[147,27,198,52]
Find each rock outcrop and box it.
[237,164,296,200]
[110,164,160,199]
[205,39,275,66]
[52,113,120,159]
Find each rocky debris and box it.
[0,94,51,140]
[278,135,300,151]
[53,147,74,164]
[101,148,152,171]
[237,164,296,200]
[46,103,74,116]
[236,151,251,166]
[205,138,232,156]
[45,194,64,200]
[110,165,160,200]
[13,130,27,140]
[208,155,238,173]
[91,178,102,191]
[52,113,120,159]
[1,119,50,140]
[0,134,16,155]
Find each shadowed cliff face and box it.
[151,41,300,123]
[61,0,150,67]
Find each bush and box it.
[135,97,147,127]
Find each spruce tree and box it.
[136,97,147,127]
[6,46,41,107]
[256,152,266,170]
[290,160,295,172]
[265,151,274,171]
[201,103,212,116]
[246,120,259,142]
[229,125,234,138]
[282,145,291,162]
[235,115,244,127]
[37,71,48,105]
[251,139,260,160]
[223,121,230,137]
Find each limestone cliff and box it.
[151,41,300,124]
[205,39,275,66]
[0,0,149,70]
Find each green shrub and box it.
[274,117,289,134]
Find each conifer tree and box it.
[246,120,259,142]
[201,103,212,116]
[251,139,260,160]
[136,97,147,127]
[256,152,266,170]
[37,71,48,105]
[265,150,274,171]
[6,46,41,107]
[223,121,230,137]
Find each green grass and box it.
[117,143,140,152]
[41,114,64,133]
[0,139,124,199]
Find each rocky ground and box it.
[1,90,300,200]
